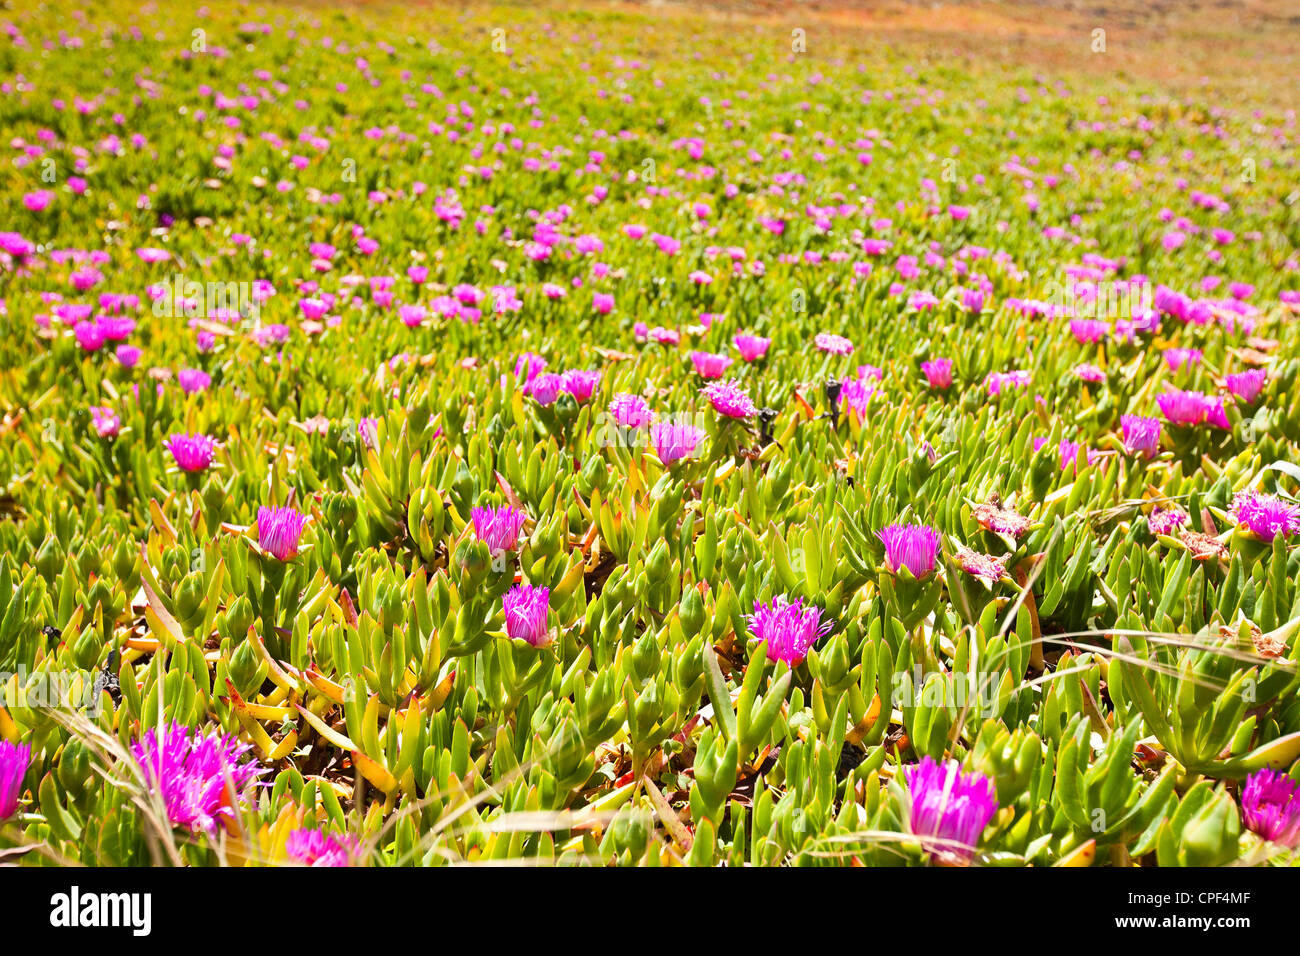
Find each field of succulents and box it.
[0,0,1299,870]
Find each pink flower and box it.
[689,350,733,379]
[23,189,54,211]
[0,741,30,820]
[1224,369,1266,404]
[877,522,941,577]
[1241,768,1300,847]
[257,506,307,560]
[1120,415,1161,458]
[733,333,772,362]
[1148,507,1189,536]
[177,368,211,394]
[747,596,832,666]
[592,292,615,314]
[608,393,653,430]
[650,421,705,463]
[1157,389,1220,427]
[524,372,563,406]
[503,583,550,647]
[561,369,602,402]
[1231,491,1300,543]
[701,379,756,419]
[905,757,998,864]
[286,829,361,867]
[471,504,527,554]
[90,406,120,438]
[131,723,264,834]
[985,370,1030,396]
[921,358,952,390]
[814,332,854,355]
[165,433,216,472]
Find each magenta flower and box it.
[471,504,527,554]
[747,596,833,667]
[701,379,756,419]
[877,522,941,577]
[650,421,705,463]
[286,829,361,867]
[841,377,879,418]
[1157,389,1216,427]
[561,369,602,402]
[165,433,216,472]
[1148,506,1190,536]
[905,757,998,864]
[0,741,31,820]
[608,393,653,430]
[1225,369,1266,404]
[689,350,734,379]
[257,506,307,560]
[921,358,953,390]
[131,723,264,834]
[177,368,211,394]
[1163,347,1203,372]
[1241,768,1300,847]
[592,292,615,314]
[1074,363,1106,383]
[90,406,121,438]
[1231,491,1300,543]
[503,583,550,647]
[524,372,563,406]
[74,319,106,351]
[1121,415,1161,458]
[23,189,54,212]
[814,332,854,355]
[515,352,547,380]
[734,333,772,362]
[985,370,1030,396]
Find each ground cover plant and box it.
[0,0,1299,868]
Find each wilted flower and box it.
[257,506,307,560]
[165,432,216,472]
[747,596,832,666]
[0,741,31,820]
[905,757,998,864]
[953,545,1007,584]
[1231,491,1300,543]
[1121,415,1161,458]
[472,504,527,554]
[286,829,361,866]
[973,499,1030,539]
[1148,506,1189,536]
[877,522,941,577]
[701,379,756,419]
[1241,768,1300,847]
[503,583,550,647]
[650,421,705,463]
[131,723,264,834]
